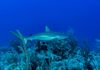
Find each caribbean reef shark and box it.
[96,39,100,43]
[11,26,68,44]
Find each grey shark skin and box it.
[12,26,68,44]
[27,32,68,41]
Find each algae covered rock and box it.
[0,26,100,70]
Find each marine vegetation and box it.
[0,26,100,70]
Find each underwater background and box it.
[0,0,100,70]
[0,0,100,48]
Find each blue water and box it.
[0,0,100,49]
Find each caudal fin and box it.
[11,30,27,44]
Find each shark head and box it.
[96,39,100,43]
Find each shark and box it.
[11,26,68,44]
[95,38,100,49]
[96,39,100,43]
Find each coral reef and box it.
[0,26,100,70]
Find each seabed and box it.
[0,26,100,70]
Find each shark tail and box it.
[11,30,27,44]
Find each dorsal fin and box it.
[45,25,50,32]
